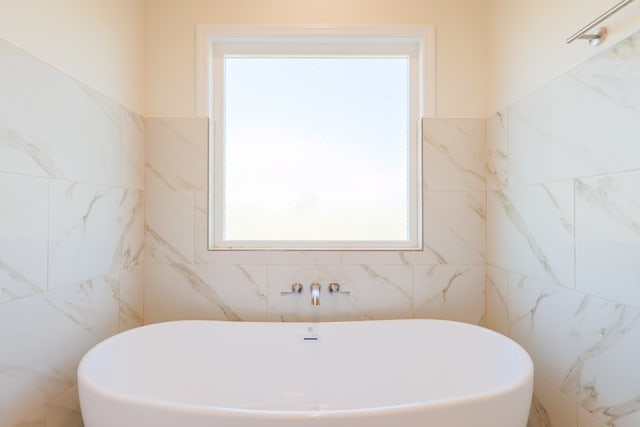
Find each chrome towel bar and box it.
[566,0,635,45]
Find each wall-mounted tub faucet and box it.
[328,282,350,296]
[310,283,321,306]
[281,283,303,296]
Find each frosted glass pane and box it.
[223,56,409,241]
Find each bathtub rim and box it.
[78,318,534,417]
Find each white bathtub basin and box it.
[78,319,533,427]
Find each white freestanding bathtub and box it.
[78,319,533,427]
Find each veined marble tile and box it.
[266,265,412,322]
[486,265,509,336]
[486,110,508,190]
[0,39,120,185]
[120,108,145,190]
[14,407,46,427]
[48,181,127,288]
[487,181,574,288]
[419,191,485,265]
[413,264,485,324]
[119,189,144,271]
[528,374,578,427]
[422,118,485,191]
[575,171,640,308]
[193,191,341,265]
[573,29,640,101]
[508,32,640,186]
[145,263,267,323]
[196,248,342,266]
[46,385,83,427]
[339,250,413,265]
[145,190,194,264]
[509,276,640,427]
[145,117,208,193]
[119,264,144,331]
[561,299,640,427]
[578,406,608,427]
[0,172,48,303]
[0,276,118,426]
[508,275,584,384]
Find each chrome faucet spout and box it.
[310,283,321,306]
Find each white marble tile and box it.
[422,118,485,191]
[496,30,640,427]
[267,265,412,322]
[348,247,479,270]
[578,406,608,427]
[145,190,194,264]
[485,110,508,190]
[119,189,144,271]
[145,117,208,192]
[120,108,145,190]
[44,275,120,340]
[197,249,343,266]
[119,264,144,331]
[509,276,640,427]
[14,407,46,427]
[575,171,640,308]
[413,264,485,324]
[487,181,574,288]
[508,32,640,186]
[48,181,127,288]
[572,29,640,104]
[339,250,414,265]
[193,191,341,265]
[46,386,83,427]
[0,172,48,303]
[0,276,118,426]
[486,265,509,336]
[145,263,267,323]
[419,191,485,265]
[528,374,578,427]
[0,39,120,185]
[508,275,585,385]
[561,300,640,427]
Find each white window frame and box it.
[196,25,435,250]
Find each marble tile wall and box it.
[486,29,640,427]
[8,18,638,427]
[144,117,486,325]
[0,39,144,426]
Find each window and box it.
[196,26,434,250]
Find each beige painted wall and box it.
[3,1,640,117]
[487,0,640,114]
[143,0,488,118]
[0,0,145,113]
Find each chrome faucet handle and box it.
[281,282,303,295]
[310,282,321,306]
[328,282,350,295]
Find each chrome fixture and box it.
[566,0,635,45]
[281,282,303,296]
[302,326,319,341]
[569,27,608,47]
[310,283,321,306]
[328,282,350,296]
